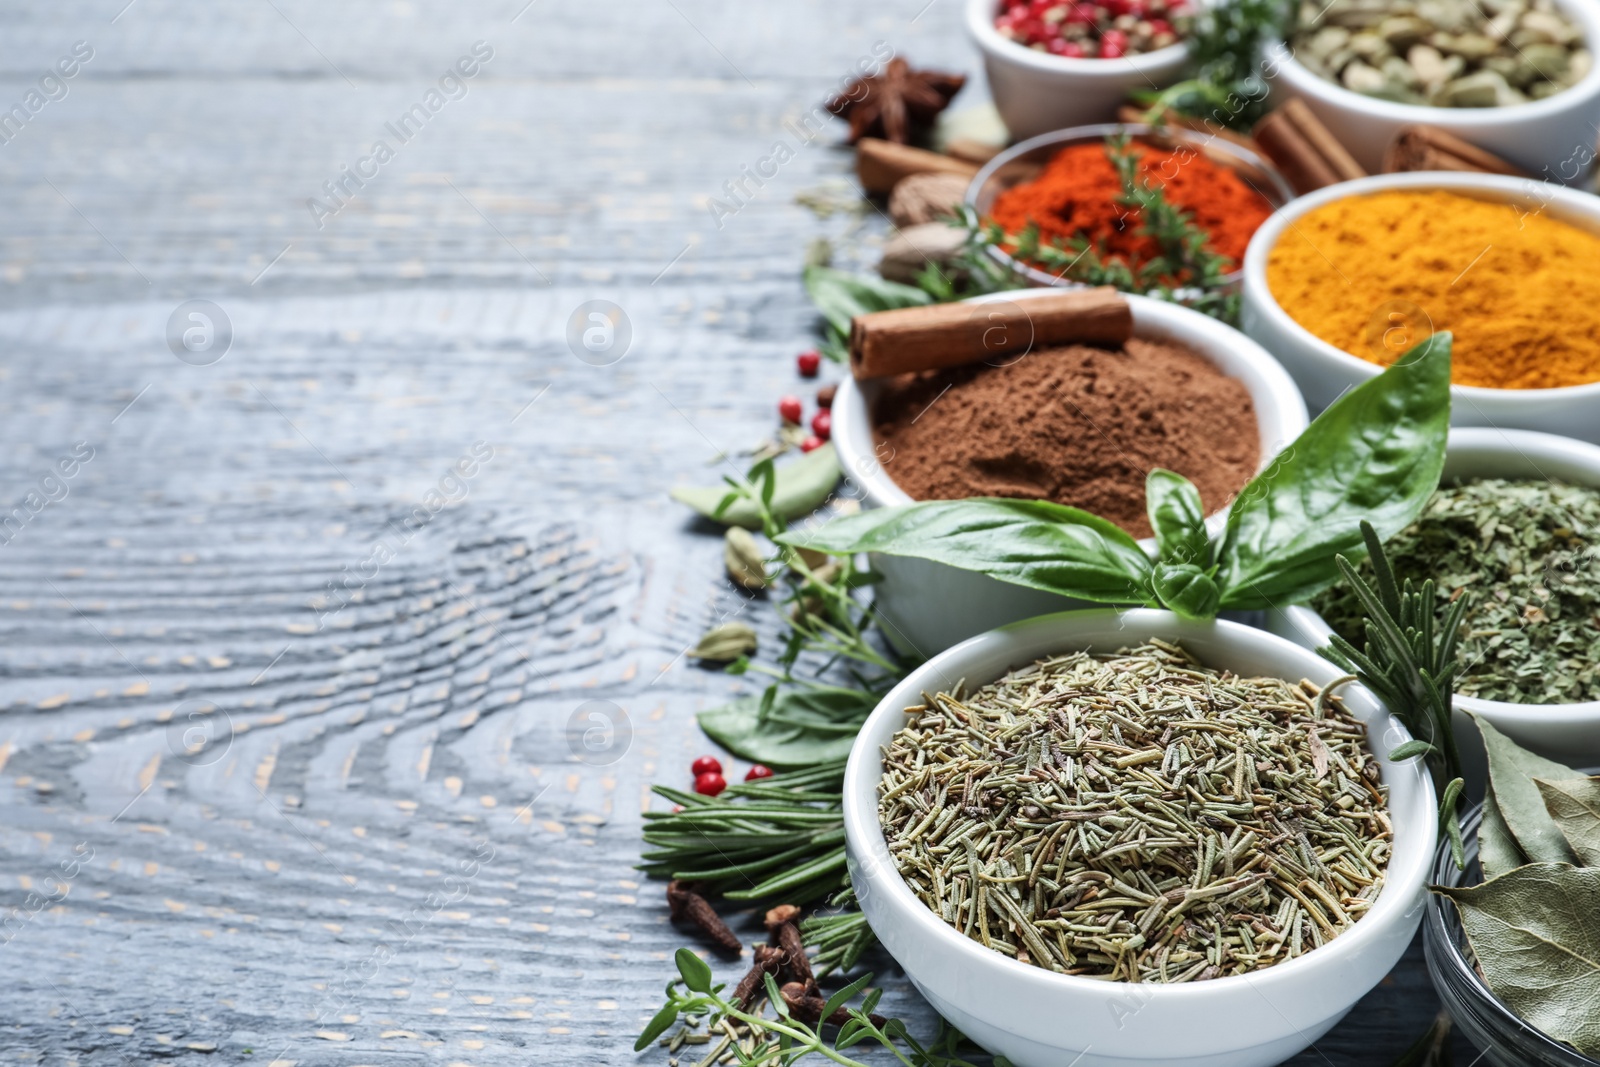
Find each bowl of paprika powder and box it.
[967,123,1294,290]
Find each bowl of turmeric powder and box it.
[1240,172,1600,444]
[968,123,1294,290]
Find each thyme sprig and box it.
[917,135,1240,323]
[636,948,1004,1067]
[1324,520,1469,868]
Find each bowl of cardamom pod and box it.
[1266,427,1600,778]
[1240,171,1600,443]
[1262,0,1600,179]
[842,608,1436,1067]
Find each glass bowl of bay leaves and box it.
[842,608,1437,1067]
[1426,798,1600,1066]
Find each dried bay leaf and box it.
[1537,777,1600,866]
[1477,788,1526,880]
[1435,863,1600,1057]
[671,444,839,530]
[1473,713,1583,865]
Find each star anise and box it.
[826,58,966,145]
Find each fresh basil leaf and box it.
[1215,333,1451,609]
[1477,788,1526,881]
[1150,562,1220,620]
[803,265,931,339]
[1434,863,1600,1057]
[780,498,1154,604]
[1474,712,1584,865]
[1536,777,1600,867]
[1146,469,1209,567]
[672,444,840,529]
[698,687,876,769]
[674,946,714,994]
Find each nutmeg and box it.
[887,172,971,227]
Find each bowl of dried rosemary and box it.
[840,607,1436,1067]
[1268,426,1600,778]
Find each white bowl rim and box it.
[1265,0,1600,125]
[831,288,1310,537]
[1279,425,1600,722]
[842,607,1435,1003]
[1242,171,1600,401]
[966,0,1192,75]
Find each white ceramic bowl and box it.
[967,0,1193,141]
[833,289,1308,657]
[966,123,1296,288]
[1240,171,1600,442]
[843,608,1436,1067]
[1267,427,1600,780]
[1260,0,1600,182]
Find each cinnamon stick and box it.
[856,137,979,197]
[1251,99,1366,194]
[1382,125,1529,177]
[849,287,1132,380]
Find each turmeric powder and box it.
[1265,189,1600,390]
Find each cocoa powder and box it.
[871,339,1260,539]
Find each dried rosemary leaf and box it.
[877,641,1390,983]
[1316,478,1600,705]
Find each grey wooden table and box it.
[0,2,1468,1064]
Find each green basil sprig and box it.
[781,333,1452,619]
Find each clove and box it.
[780,981,887,1029]
[764,904,813,987]
[667,880,743,957]
[731,943,786,1008]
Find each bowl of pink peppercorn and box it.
[968,0,1197,140]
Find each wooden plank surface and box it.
[0,2,1469,1063]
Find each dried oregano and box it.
[1316,479,1600,705]
[878,641,1391,982]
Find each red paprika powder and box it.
[989,141,1273,273]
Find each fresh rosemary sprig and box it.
[1323,520,1469,868]
[917,136,1240,323]
[640,761,848,904]
[1135,0,1290,130]
[636,948,1004,1067]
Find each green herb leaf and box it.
[1474,713,1583,865]
[672,444,840,529]
[698,687,877,769]
[674,946,714,994]
[1477,788,1526,881]
[1215,334,1451,609]
[1435,863,1600,1057]
[781,498,1154,604]
[803,265,930,342]
[633,1001,681,1051]
[1387,739,1436,762]
[1146,469,1210,567]
[1536,777,1600,867]
[1150,562,1220,620]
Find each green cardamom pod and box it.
[690,621,758,662]
[723,528,768,591]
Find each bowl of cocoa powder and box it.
[833,289,1307,655]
